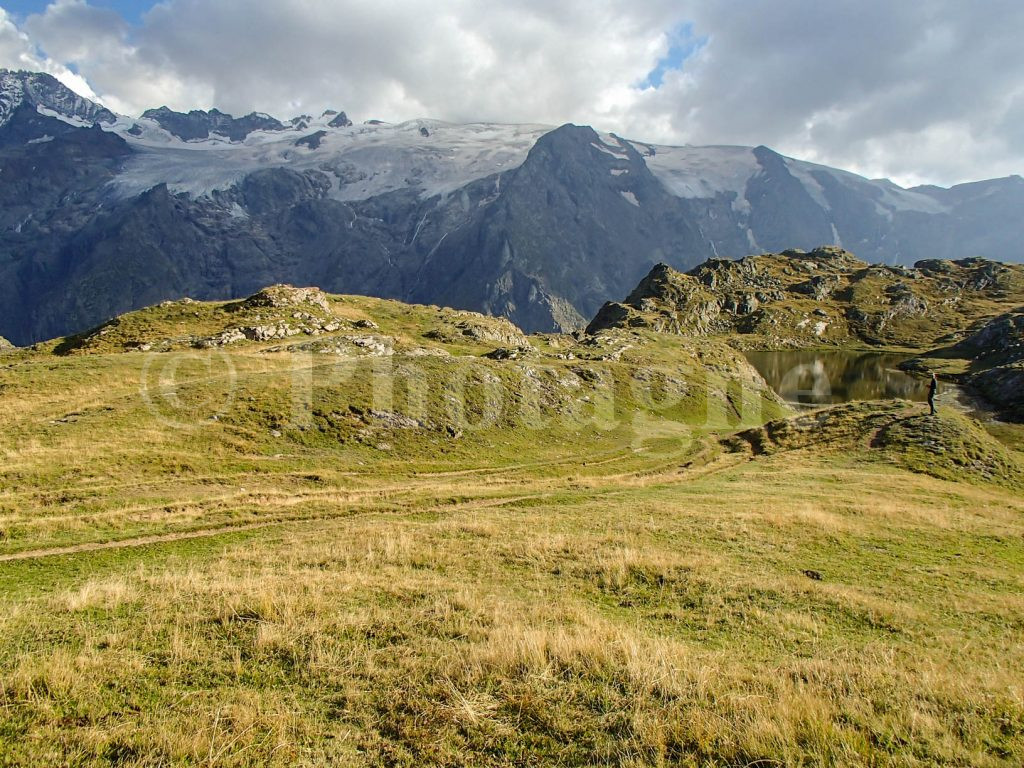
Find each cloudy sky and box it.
[1,0,1021,187]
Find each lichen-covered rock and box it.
[237,285,331,313]
[196,328,247,348]
[791,275,839,300]
[426,309,531,349]
[246,324,302,342]
[262,334,395,357]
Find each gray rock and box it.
[327,112,352,128]
[295,131,327,150]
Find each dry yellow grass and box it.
[1,449,1021,766]
[1,299,1022,765]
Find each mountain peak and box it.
[138,104,316,142]
[0,69,116,130]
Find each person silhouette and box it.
[928,373,938,416]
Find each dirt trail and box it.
[0,487,594,564]
[0,522,275,563]
[0,438,745,564]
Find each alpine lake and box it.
[743,349,932,406]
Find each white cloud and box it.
[0,0,1021,186]
[0,5,100,98]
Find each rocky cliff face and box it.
[0,70,116,128]
[587,247,1024,350]
[2,69,1023,345]
[408,125,710,332]
[139,106,288,142]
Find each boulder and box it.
[238,285,331,313]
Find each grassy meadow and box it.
[1,291,1022,766]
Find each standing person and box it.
[928,372,938,415]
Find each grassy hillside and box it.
[1,286,1023,766]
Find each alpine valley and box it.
[2,68,1023,346]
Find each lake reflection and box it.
[744,350,930,405]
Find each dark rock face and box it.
[327,112,352,128]
[140,106,287,142]
[411,124,711,332]
[0,105,135,344]
[295,130,327,149]
[746,146,835,250]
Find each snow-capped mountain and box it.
[1,67,1022,345]
[0,70,116,129]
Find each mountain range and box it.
[1,68,1022,346]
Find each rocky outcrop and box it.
[725,401,1024,488]
[587,263,725,336]
[970,363,1024,422]
[0,335,13,351]
[327,111,352,128]
[424,310,531,349]
[952,311,1024,364]
[587,248,1024,351]
[235,285,332,313]
[932,310,1024,421]
[262,334,395,357]
[295,130,327,150]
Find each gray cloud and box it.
[626,0,1024,185]
[1,0,1021,186]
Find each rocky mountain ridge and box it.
[0,70,116,129]
[1,69,1023,345]
[587,247,1024,350]
[137,105,353,143]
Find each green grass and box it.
[1,290,1023,766]
[1,457,1022,766]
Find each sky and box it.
[0,0,1022,188]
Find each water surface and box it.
[744,350,930,405]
